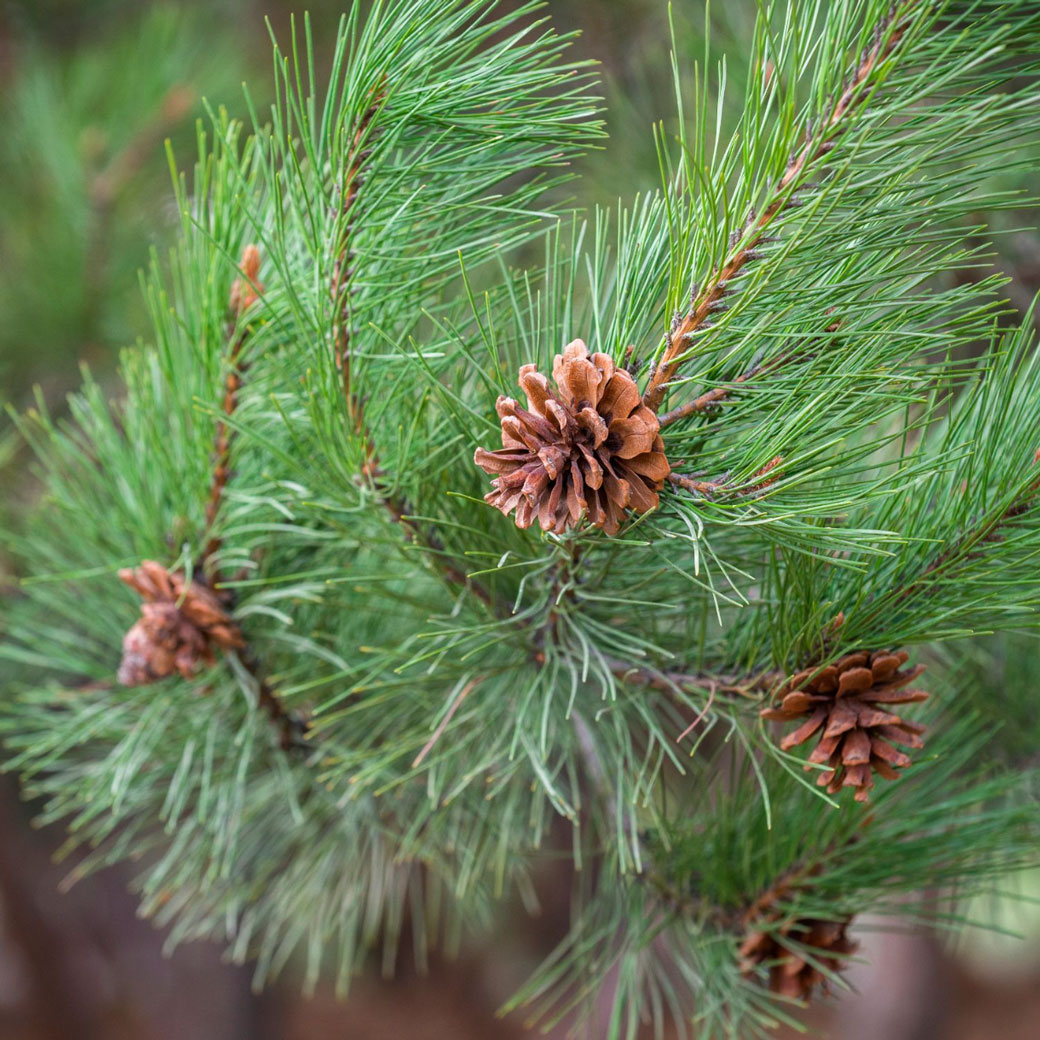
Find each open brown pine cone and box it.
[739,915,857,1001]
[474,339,670,535]
[117,561,243,686]
[761,650,928,802]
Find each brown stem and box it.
[381,493,495,609]
[658,315,841,429]
[668,472,732,498]
[195,249,310,753]
[236,646,311,753]
[642,1,916,413]
[331,86,384,439]
[603,652,776,701]
[328,87,495,611]
[658,359,766,428]
[646,822,860,930]
[668,456,783,500]
[202,244,264,570]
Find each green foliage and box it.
[0,6,250,416]
[2,1,1040,1037]
[512,717,1036,1039]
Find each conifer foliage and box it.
[3,1,1040,1036]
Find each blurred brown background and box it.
[1,1,1038,1037]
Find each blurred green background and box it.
[0,2,1038,1037]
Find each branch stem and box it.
[236,646,311,753]
[329,88,494,611]
[202,250,262,569]
[642,1,916,413]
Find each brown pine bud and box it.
[229,244,264,315]
[474,339,670,535]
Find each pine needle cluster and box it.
[2,2,1040,1036]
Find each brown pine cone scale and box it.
[118,561,243,686]
[761,649,928,802]
[474,339,670,535]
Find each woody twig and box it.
[117,249,311,752]
[642,1,916,414]
[668,455,784,500]
[202,244,264,569]
[329,87,495,611]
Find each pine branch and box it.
[201,247,312,751]
[331,83,385,436]
[892,447,1040,607]
[202,244,263,570]
[382,494,495,610]
[642,0,917,413]
[657,318,840,429]
[668,456,784,500]
[603,652,775,701]
[115,248,312,754]
[235,645,311,753]
[917,450,1040,579]
[645,828,856,935]
[327,86,495,612]
[657,356,767,429]
[7,2,1040,1028]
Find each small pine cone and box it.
[117,561,244,686]
[474,339,670,535]
[739,915,857,1002]
[762,650,928,802]
[229,244,264,315]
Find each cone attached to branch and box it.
[474,339,670,535]
[762,649,928,802]
[739,914,857,1002]
[117,561,243,686]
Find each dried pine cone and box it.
[118,561,243,686]
[474,339,670,534]
[762,650,928,802]
[739,915,857,1001]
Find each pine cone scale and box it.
[841,727,872,764]
[823,699,858,735]
[876,722,924,748]
[837,666,872,695]
[854,704,903,728]
[778,706,828,749]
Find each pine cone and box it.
[474,339,670,534]
[739,915,857,1001]
[117,561,243,686]
[761,650,928,802]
